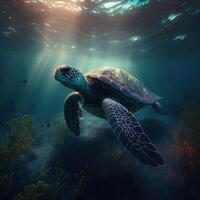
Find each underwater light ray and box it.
[26,50,50,86]
[40,48,70,91]
[14,51,51,113]
[28,2,85,99]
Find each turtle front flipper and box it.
[102,98,165,167]
[64,92,82,136]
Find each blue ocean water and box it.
[0,1,200,200]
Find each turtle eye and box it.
[60,67,70,74]
[59,66,81,81]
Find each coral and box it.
[0,115,36,171]
[169,140,197,158]
[173,104,200,148]
[0,174,13,199]
[168,103,200,199]
[169,103,200,159]
[14,181,54,200]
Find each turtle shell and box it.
[85,67,161,105]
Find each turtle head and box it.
[54,65,88,93]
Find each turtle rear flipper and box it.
[153,102,167,115]
[102,98,165,167]
[64,92,82,136]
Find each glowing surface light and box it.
[110,40,120,44]
[129,35,142,42]
[173,34,187,41]
[162,13,182,24]
[24,0,150,15]
[103,2,121,9]
[24,0,84,12]
[91,0,150,15]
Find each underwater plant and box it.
[0,114,36,171]
[73,167,88,200]
[14,167,69,200]
[48,118,75,148]
[168,103,200,199]
[0,174,13,199]
[49,167,69,196]
[14,181,55,200]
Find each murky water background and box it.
[0,1,200,200]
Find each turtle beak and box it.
[53,67,61,80]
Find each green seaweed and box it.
[74,167,88,200]
[50,167,69,196]
[14,167,70,200]
[0,174,13,199]
[14,181,54,200]
[0,115,36,170]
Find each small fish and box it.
[9,101,14,106]
[21,80,28,84]
[46,123,50,128]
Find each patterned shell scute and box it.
[85,67,161,104]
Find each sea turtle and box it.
[54,65,165,167]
